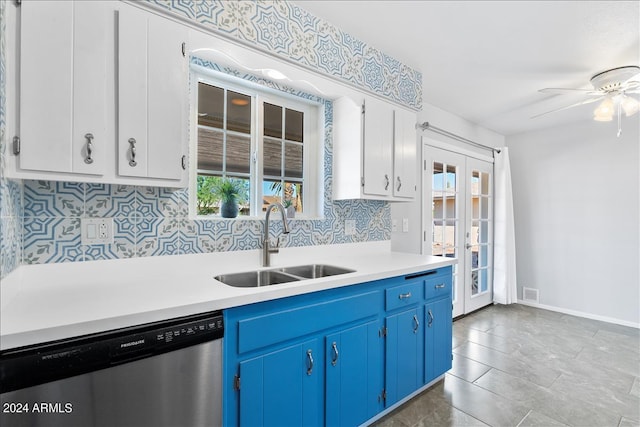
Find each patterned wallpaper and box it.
[144,0,422,109]
[0,0,422,277]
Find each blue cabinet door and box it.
[424,297,453,383]
[325,320,383,427]
[239,339,321,427]
[385,307,423,405]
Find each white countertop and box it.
[0,241,455,351]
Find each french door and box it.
[423,144,494,317]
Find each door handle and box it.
[413,314,420,333]
[331,342,339,366]
[306,349,314,375]
[427,309,434,327]
[128,138,137,167]
[84,133,94,164]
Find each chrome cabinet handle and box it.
[84,133,94,164]
[435,284,446,289]
[128,138,137,167]
[397,176,402,191]
[428,309,434,328]
[413,314,420,334]
[398,292,412,300]
[306,349,314,376]
[384,174,390,190]
[331,342,339,366]
[465,243,472,250]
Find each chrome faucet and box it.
[263,203,290,267]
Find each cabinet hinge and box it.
[423,231,427,242]
[360,177,365,187]
[379,389,386,403]
[181,155,187,170]
[15,0,21,6]
[12,136,20,155]
[233,375,241,391]
[378,327,387,338]
[181,42,186,57]
[361,104,365,115]
[424,160,427,171]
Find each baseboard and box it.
[517,299,640,329]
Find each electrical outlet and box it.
[345,219,356,236]
[81,218,114,245]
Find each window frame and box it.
[189,67,323,219]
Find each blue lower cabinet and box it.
[239,339,321,427]
[385,307,423,406]
[424,297,453,383]
[325,320,384,427]
[224,267,453,426]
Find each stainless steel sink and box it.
[279,264,355,279]
[215,264,355,287]
[214,270,300,288]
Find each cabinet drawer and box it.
[237,291,379,354]
[385,282,423,311]
[424,275,452,300]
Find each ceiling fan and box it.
[533,65,640,137]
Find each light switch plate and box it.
[345,219,356,236]
[81,218,114,245]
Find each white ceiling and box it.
[296,1,640,136]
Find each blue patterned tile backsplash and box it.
[17,180,390,266]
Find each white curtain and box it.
[493,147,517,304]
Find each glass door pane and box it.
[426,148,466,317]
[465,159,493,312]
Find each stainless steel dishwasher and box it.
[0,310,224,427]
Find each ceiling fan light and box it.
[621,96,639,117]
[593,98,614,121]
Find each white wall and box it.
[390,103,504,254]
[507,117,640,326]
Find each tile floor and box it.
[374,304,640,427]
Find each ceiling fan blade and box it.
[531,96,604,119]
[624,72,640,83]
[539,88,602,95]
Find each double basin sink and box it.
[215,264,355,288]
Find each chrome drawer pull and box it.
[128,138,137,167]
[331,342,339,366]
[428,309,434,327]
[306,349,314,375]
[398,292,412,300]
[384,174,390,190]
[397,176,402,191]
[435,284,446,289]
[84,133,94,164]
[413,314,420,333]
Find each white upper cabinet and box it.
[333,95,417,201]
[117,5,188,182]
[19,1,109,176]
[9,1,188,187]
[393,107,417,199]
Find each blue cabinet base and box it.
[223,266,452,427]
